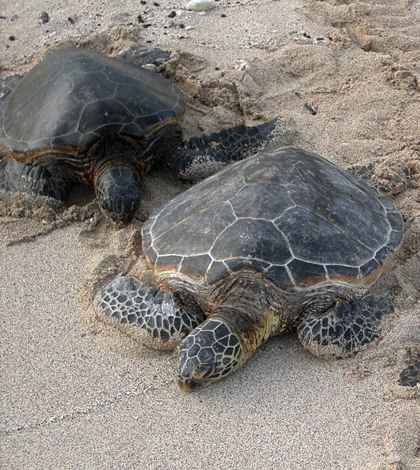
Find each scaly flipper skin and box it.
[297,296,394,359]
[399,361,420,387]
[98,275,205,350]
[0,159,71,199]
[163,118,277,179]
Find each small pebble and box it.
[168,11,176,18]
[304,103,317,115]
[68,17,74,24]
[9,35,16,41]
[153,1,160,5]
[40,11,49,24]
[236,59,247,71]
[186,0,215,12]
[137,14,144,23]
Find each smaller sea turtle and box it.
[0,48,275,223]
[97,147,403,390]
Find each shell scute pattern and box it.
[387,212,404,236]
[155,254,184,272]
[287,259,327,286]
[275,205,376,266]
[211,218,291,264]
[264,265,295,290]
[204,261,229,285]
[78,98,131,135]
[230,183,293,220]
[153,202,236,257]
[148,173,244,242]
[180,254,213,278]
[326,265,360,285]
[0,49,186,154]
[144,147,402,291]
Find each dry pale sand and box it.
[1,1,420,469]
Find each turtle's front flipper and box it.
[0,159,71,199]
[297,296,393,359]
[399,361,420,387]
[98,275,205,350]
[163,118,277,180]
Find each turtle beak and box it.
[176,362,215,391]
[176,377,204,392]
[96,168,141,225]
[174,348,202,391]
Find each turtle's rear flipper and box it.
[164,118,277,180]
[399,361,420,387]
[0,159,71,199]
[297,296,393,359]
[98,275,204,350]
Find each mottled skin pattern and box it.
[100,275,204,350]
[399,361,420,387]
[297,296,393,357]
[176,320,243,389]
[98,147,403,390]
[0,48,276,223]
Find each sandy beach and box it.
[1,1,419,469]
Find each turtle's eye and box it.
[191,363,215,381]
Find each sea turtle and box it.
[97,147,403,390]
[0,48,275,223]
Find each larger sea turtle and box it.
[97,147,403,390]
[0,48,275,223]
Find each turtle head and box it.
[96,168,141,224]
[176,319,243,391]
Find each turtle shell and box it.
[142,147,403,292]
[0,48,186,155]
